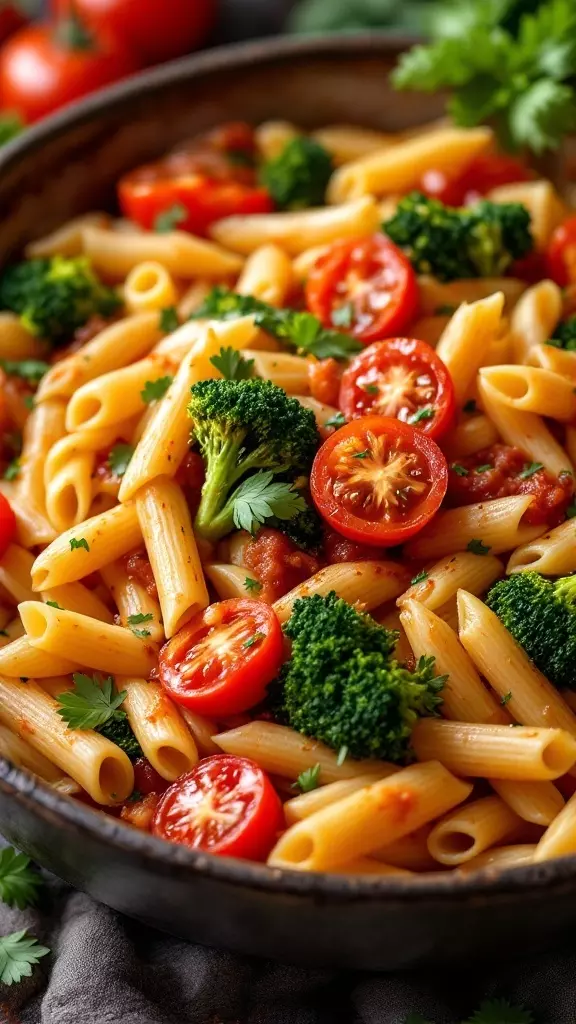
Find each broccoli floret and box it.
[487,571,576,689]
[275,501,323,553]
[272,592,445,762]
[547,316,576,351]
[98,716,143,761]
[0,255,121,344]
[260,136,333,210]
[188,378,320,542]
[383,192,533,282]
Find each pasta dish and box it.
[0,116,576,879]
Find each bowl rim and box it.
[1,30,575,902]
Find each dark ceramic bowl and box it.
[0,34,575,971]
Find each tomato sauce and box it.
[124,549,158,599]
[323,525,384,564]
[175,449,205,518]
[307,357,342,407]
[447,444,573,526]
[243,527,322,603]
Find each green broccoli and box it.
[188,378,320,542]
[98,716,143,762]
[274,501,323,553]
[260,136,334,210]
[383,192,533,282]
[271,592,445,762]
[547,316,576,351]
[0,255,121,344]
[487,571,576,690]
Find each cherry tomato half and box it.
[152,755,283,860]
[305,234,418,344]
[158,598,283,717]
[546,216,576,287]
[0,16,139,124]
[0,493,16,560]
[310,415,448,546]
[339,337,455,441]
[419,152,532,207]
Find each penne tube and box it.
[255,120,299,160]
[284,773,396,826]
[427,795,521,866]
[399,601,509,725]
[19,601,156,677]
[31,502,141,591]
[177,279,212,320]
[292,244,330,281]
[0,313,47,360]
[441,415,500,460]
[0,674,133,804]
[83,224,243,278]
[25,211,110,258]
[478,373,572,478]
[0,635,78,677]
[534,790,576,861]
[244,350,309,394]
[268,761,473,870]
[374,608,413,664]
[65,353,175,432]
[372,826,439,872]
[180,708,220,756]
[40,581,113,624]
[45,452,95,533]
[36,313,162,403]
[490,779,565,827]
[100,559,163,643]
[272,561,410,624]
[121,678,198,781]
[14,399,67,547]
[411,719,576,781]
[511,279,562,363]
[417,276,525,316]
[44,425,132,484]
[123,262,178,314]
[204,563,258,601]
[397,551,503,613]
[292,394,339,431]
[0,544,35,604]
[457,590,576,738]
[135,477,208,637]
[527,343,576,378]
[119,318,258,500]
[327,126,492,202]
[458,843,537,873]
[479,365,576,421]
[210,197,380,256]
[214,721,396,785]
[236,244,294,306]
[311,124,394,165]
[435,292,505,405]
[0,722,64,782]
[506,518,576,575]
[405,495,544,560]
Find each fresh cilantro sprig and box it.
[56,673,128,731]
[0,930,49,986]
[210,346,254,381]
[108,443,134,478]
[192,286,362,361]
[0,359,50,385]
[392,0,576,153]
[0,847,43,910]
[231,471,307,535]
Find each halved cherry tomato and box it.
[152,754,283,860]
[419,152,532,207]
[546,216,576,287]
[305,234,418,344]
[310,415,448,546]
[158,598,283,716]
[118,122,273,237]
[0,493,16,560]
[338,337,455,441]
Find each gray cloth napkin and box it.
[0,864,575,1024]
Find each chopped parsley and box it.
[243,630,266,650]
[292,763,321,793]
[108,443,134,478]
[467,538,491,555]
[45,600,63,610]
[410,570,429,586]
[331,302,354,328]
[154,203,187,233]
[0,359,49,385]
[3,457,20,481]
[325,411,346,429]
[408,406,434,424]
[210,346,254,381]
[501,691,513,705]
[519,461,544,478]
[69,537,89,552]
[141,376,173,404]
[451,463,469,477]
[159,306,179,333]
[126,613,153,626]
[244,577,262,594]
[352,449,370,459]
[475,464,492,473]
[56,673,127,731]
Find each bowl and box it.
[1,33,575,972]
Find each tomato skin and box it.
[0,493,16,560]
[132,756,170,796]
[419,153,532,207]
[0,20,139,123]
[310,415,448,546]
[152,755,283,860]
[306,235,419,344]
[546,216,576,287]
[339,337,455,441]
[158,598,283,717]
[53,0,215,65]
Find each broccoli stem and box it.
[554,574,576,604]
[194,435,245,540]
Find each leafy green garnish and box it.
[242,630,266,650]
[292,763,321,793]
[0,359,50,385]
[154,203,187,233]
[141,376,173,403]
[108,443,134,478]
[411,570,429,585]
[69,537,89,552]
[467,538,491,555]
[409,406,434,424]
[519,461,544,478]
[464,998,534,1024]
[210,346,254,381]
[45,600,63,610]
[475,464,493,473]
[0,847,43,910]
[56,673,127,731]
[501,690,513,705]
[127,613,153,626]
[159,306,179,333]
[331,302,355,328]
[0,930,49,986]
[451,463,469,476]
[3,457,20,481]
[231,471,307,535]
[244,577,262,594]
[325,411,346,429]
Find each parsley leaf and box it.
[451,463,469,476]
[292,763,321,793]
[0,847,42,910]
[45,600,63,610]
[501,691,513,705]
[3,457,20,481]
[567,502,576,519]
[464,998,534,1024]
[0,359,50,385]
[108,443,134,478]
[519,461,544,478]
[409,406,434,424]
[154,203,187,233]
[325,411,346,429]
[127,613,153,626]
[210,346,254,381]
[352,449,370,459]
[475,464,492,473]
[243,630,265,650]
[131,628,151,638]
[411,570,429,585]
[0,930,49,985]
[244,577,262,594]
[331,302,354,328]
[467,538,491,555]
[56,673,127,731]
[69,537,89,552]
[231,471,307,535]
[159,306,179,333]
[141,376,173,404]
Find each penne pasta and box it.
[427,795,521,866]
[406,495,544,560]
[121,677,198,780]
[273,561,410,624]
[479,365,576,421]
[83,224,243,278]
[511,279,562,363]
[123,262,178,314]
[435,292,505,405]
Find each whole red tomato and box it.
[53,0,216,65]
[0,12,140,123]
